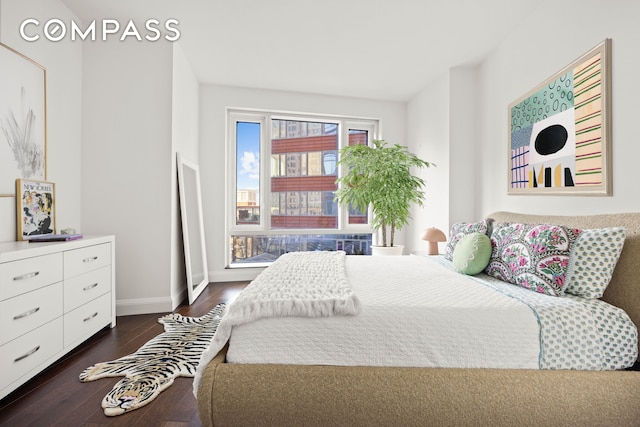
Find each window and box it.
[235,122,260,225]
[227,110,377,267]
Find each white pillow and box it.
[564,227,626,299]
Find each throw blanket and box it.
[193,250,360,395]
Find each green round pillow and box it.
[452,232,492,275]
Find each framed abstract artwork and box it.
[16,179,56,240]
[508,39,611,195]
[0,42,47,197]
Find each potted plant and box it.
[335,139,432,255]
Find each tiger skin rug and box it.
[79,303,226,416]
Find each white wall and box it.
[200,84,405,281]
[407,0,640,253]
[406,73,450,254]
[477,0,640,216]
[406,66,480,255]
[81,39,175,315]
[171,42,200,307]
[448,67,480,223]
[0,0,82,242]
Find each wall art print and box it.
[0,42,47,197]
[508,39,611,196]
[16,179,55,240]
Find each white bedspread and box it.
[225,255,541,368]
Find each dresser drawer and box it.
[64,266,111,313]
[0,253,63,301]
[64,292,111,347]
[0,317,63,388]
[64,243,111,279]
[0,282,63,346]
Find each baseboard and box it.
[116,296,174,316]
[209,267,263,283]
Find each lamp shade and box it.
[420,227,447,255]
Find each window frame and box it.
[226,109,378,267]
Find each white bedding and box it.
[226,255,637,371]
[227,255,541,368]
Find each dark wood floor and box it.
[0,281,248,427]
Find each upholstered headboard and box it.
[488,211,640,360]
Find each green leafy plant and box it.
[335,139,432,247]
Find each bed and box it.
[196,212,640,426]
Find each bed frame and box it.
[197,212,640,426]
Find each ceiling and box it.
[60,0,541,102]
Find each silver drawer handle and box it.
[13,307,41,320]
[83,256,98,263]
[83,283,99,291]
[83,312,99,322]
[13,271,40,281]
[14,345,40,362]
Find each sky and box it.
[236,121,260,190]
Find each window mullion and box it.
[262,114,272,232]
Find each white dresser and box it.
[0,236,115,400]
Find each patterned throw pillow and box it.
[485,222,582,296]
[444,219,492,261]
[564,227,626,299]
[452,232,492,275]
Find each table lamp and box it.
[420,227,447,255]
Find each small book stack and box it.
[28,234,83,242]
